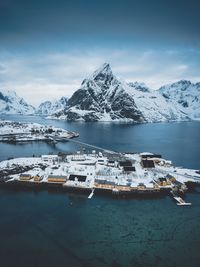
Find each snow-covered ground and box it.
[1,152,200,197]
[0,120,79,142]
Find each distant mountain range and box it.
[0,63,200,122]
[0,89,35,115]
[36,97,68,116]
[159,80,200,120]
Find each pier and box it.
[88,189,95,199]
[173,196,192,206]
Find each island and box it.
[0,151,200,205]
[0,120,79,143]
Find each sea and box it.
[0,115,200,267]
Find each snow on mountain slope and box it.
[36,97,68,115]
[0,89,35,115]
[2,64,198,122]
[159,80,200,120]
[127,82,188,122]
[52,63,188,122]
[53,63,145,122]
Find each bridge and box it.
[66,138,119,155]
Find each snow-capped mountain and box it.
[2,64,199,122]
[36,97,68,115]
[0,89,35,115]
[126,81,188,122]
[52,63,144,122]
[127,82,150,93]
[159,80,200,120]
[51,63,189,122]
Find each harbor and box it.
[1,149,200,204]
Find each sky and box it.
[0,0,200,106]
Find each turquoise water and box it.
[0,115,200,266]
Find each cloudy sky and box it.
[0,0,200,106]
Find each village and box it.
[0,150,200,206]
[0,120,79,143]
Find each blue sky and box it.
[0,0,200,105]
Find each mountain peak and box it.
[128,81,150,92]
[1,89,17,97]
[174,80,191,86]
[83,62,115,91]
[92,63,113,80]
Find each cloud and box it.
[0,48,200,106]
[0,63,6,72]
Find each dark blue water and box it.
[1,115,200,169]
[0,115,200,267]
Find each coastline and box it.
[0,151,199,203]
[0,119,79,143]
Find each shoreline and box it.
[0,151,199,203]
[0,119,79,143]
[0,179,171,199]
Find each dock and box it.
[173,196,192,206]
[88,189,95,199]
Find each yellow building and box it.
[19,174,32,181]
[33,175,42,182]
[48,175,67,183]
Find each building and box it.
[158,178,167,186]
[67,174,88,187]
[119,160,132,167]
[94,179,116,190]
[137,183,146,190]
[33,175,42,182]
[141,159,155,168]
[166,174,176,183]
[19,173,32,181]
[42,155,59,164]
[68,174,87,183]
[71,154,86,161]
[97,158,107,165]
[107,160,115,167]
[141,154,162,159]
[123,166,136,172]
[47,175,67,183]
